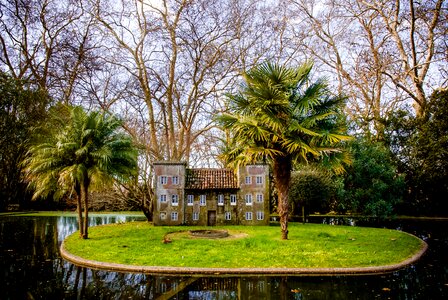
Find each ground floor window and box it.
[160,212,167,220]
[171,212,178,221]
[193,212,199,221]
[225,211,231,220]
[245,212,253,220]
[256,211,264,220]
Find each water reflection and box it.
[0,215,447,299]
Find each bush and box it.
[289,166,339,215]
[336,139,405,217]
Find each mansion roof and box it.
[185,168,238,190]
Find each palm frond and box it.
[216,61,351,174]
[23,105,138,202]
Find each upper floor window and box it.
[256,193,264,203]
[172,176,179,185]
[245,176,251,184]
[187,195,194,206]
[230,194,237,205]
[245,212,253,220]
[256,176,263,184]
[160,176,168,185]
[172,194,179,206]
[245,194,252,205]
[171,212,178,221]
[225,211,231,220]
[199,195,206,206]
[218,194,224,206]
[256,211,264,220]
[160,194,167,203]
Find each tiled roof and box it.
[185,168,238,190]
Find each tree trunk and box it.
[80,183,89,239]
[302,205,305,224]
[76,188,84,238]
[274,156,292,240]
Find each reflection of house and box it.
[153,277,272,299]
[153,162,270,226]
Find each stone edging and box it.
[60,237,428,276]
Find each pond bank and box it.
[61,222,427,275]
[60,240,427,276]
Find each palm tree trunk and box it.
[77,197,84,238]
[274,156,292,240]
[76,187,84,238]
[80,183,89,239]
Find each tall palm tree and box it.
[23,106,138,239]
[217,61,352,239]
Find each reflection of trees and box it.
[1,216,446,299]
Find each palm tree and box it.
[217,61,352,239]
[23,106,138,239]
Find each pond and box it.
[0,214,447,299]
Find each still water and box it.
[0,214,447,299]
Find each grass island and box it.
[61,222,427,275]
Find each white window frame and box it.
[172,176,179,185]
[230,194,237,205]
[218,194,224,206]
[256,193,264,203]
[225,211,231,220]
[245,194,252,205]
[245,176,251,184]
[193,212,199,221]
[245,212,253,220]
[171,194,179,206]
[160,194,167,203]
[160,282,167,293]
[256,176,263,185]
[160,176,168,185]
[171,212,178,221]
[187,195,194,206]
[199,195,206,206]
[256,211,264,220]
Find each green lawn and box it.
[63,222,425,268]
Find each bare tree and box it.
[360,0,446,117]
[0,0,100,104]
[291,0,447,139]
[91,0,288,164]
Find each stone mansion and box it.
[153,161,270,226]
